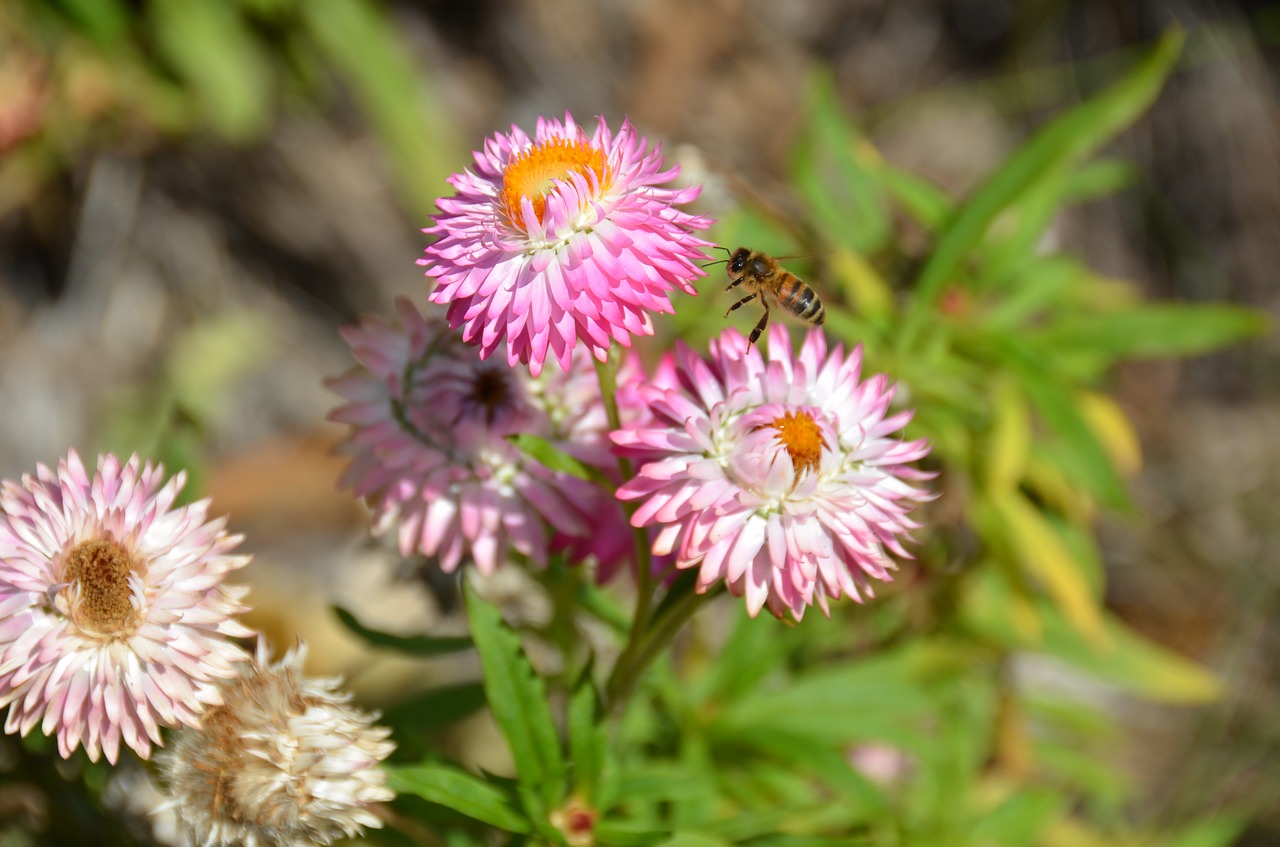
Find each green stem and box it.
[591,354,657,704]
[605,576,714,709]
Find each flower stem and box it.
[592,353,657,709]
[605,572,712,709]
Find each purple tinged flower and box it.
[0,451,252,763]
[326,298,628,575]
[612,326,934,620]
[419,112,713,377]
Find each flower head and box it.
[326,298,628,575]
[161,639,394,847]
[612,327,933,619]
[0,451,252,763]
[419,112,712,376]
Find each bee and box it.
[718,247,825,347]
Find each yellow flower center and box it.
[501,137,608,230]
[763,411,827,480]
[62,537,143,637]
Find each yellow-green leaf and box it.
[992,491,1107,648]
[986,378,1032,494]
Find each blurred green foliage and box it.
[0,0,459,217]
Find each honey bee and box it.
[719,247,825,347]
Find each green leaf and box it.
[900,28,1185,349]
[1014,359,1131,512]
[567,670,606,802]
[1033,304,1270,359]
[792,72,891,254]
[718,642,974,746]
[596,820,675,846]
[969,789,1062,847]
[388,764,532,833]
[656,834,733,847]
[301,0,462,217]
[463,583,566,806]
[990,492,1106,647]
[382,682,487,731]
[1162,817,1248,847]
[870,161,953,231]
[985,378,1032,494]
[507,434,607,484]
[332,607,474,656]
[149,0,273,141]
[693,603,797,706]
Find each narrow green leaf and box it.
[149,0,272,141]
[901,28,1185,349]
[985,378,1032,494]
[463,583,566,805]
[1162,817,1248,847]
[1033,304,1270,359]
[507,434,608,484]
[302,0,461,217]
[869,161,953,231]
[991,492,1106,647]
[332,606,473,656]
[596,820,675,846]
[388,764,532,833]
[792,71,891,254]
[1013,359,1131,512]
[567,670,606,802]
[656,834,733,847]
[382,682,487,731]
[969,788,1062,847]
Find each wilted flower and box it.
[613,327,933,619]
[326,298,627,575]
[419,112,712,376]
[161,640,394,847]
[0,451,251,763]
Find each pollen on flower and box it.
[762,410,827,479]
[62,538,142,637]
[501,137,608,228]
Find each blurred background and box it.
[0,0,1277,843]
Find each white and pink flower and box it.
[0,451,252,763]
[612,326,933,619]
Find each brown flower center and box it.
[763,411,827,480]
[501,137,608,230]
[467,366,515,425]
[62,538,142,637]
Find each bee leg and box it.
[725,277,744,292]
[747,302,770,348]
[724,293,757,318]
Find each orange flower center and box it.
[501,137,608,230]
[62,537,142,637]
[763,411,827,479]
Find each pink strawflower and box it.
[326,298,628,575]
[419,112,713,377]
[613,326,933,619]
[0,451,252,763]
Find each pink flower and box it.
[0,451,252,763]
[612,327,933,619]
[419,112,712,377]
[326,298,627,575]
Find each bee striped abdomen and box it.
[777,274,825,325]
